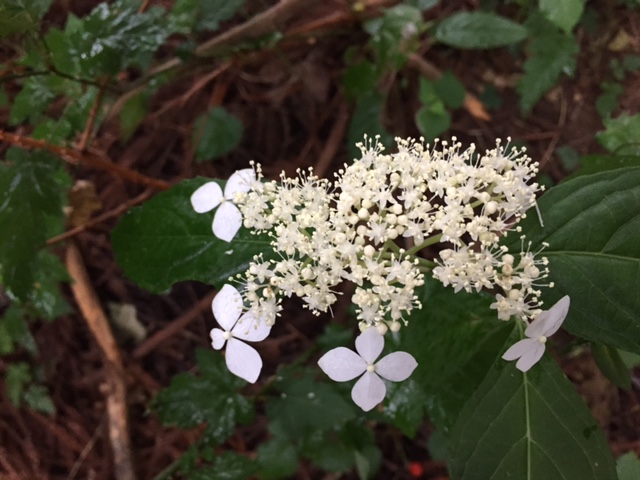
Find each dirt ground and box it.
[1,1,639,479]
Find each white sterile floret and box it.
[502,295,570,372]
[210,284,271,383]
[318,328,417,411]
[190,168,255,242]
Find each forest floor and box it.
[1,0,639,479]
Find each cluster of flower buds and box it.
[190,137,567,408]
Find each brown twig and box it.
[65,243,136,480]
[77,77,110,152]
[407,53,491,122]
[133,292,216,359]
[0,130,170,191]
[47,189,154,246]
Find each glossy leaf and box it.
[518,12,578,113]
[112,177,273,293]
[256,434,299,479]
[568,154,640,178]
[0,305,37,356]
[192,107,243,162]
[449,351,617,479]
[434,71,465,109]
[617,452,640,480]
[395,280,514,434]
[364,4,422,69]
[154,349,254,444]
[540,0,585,34]
[0,150,70,299]
[347,92,393,160]
[435,12,527,49]
[503,167,640,354]
[0,0,51,37]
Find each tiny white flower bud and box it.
[389,321,401,333]
[376,323,388,335]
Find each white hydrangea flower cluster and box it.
[231,136,549,327]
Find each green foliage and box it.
[119,92,149,141]
[9,76,57,125]
[0,0,51,37]
[540,0,585,33]
[518,11,579,113]
[49,0,170,77]
[395,280,514,435]
[112,178,274,293]
[414,74,464,142]
[0,149,70,300]
[363,5,423,70]
[596,82,624,119]
[597,114,640,155]
[617,452,640,480]
[569,154,640,177]
[154,349,254,444]
[591,343,631,390]
[434,12,528,49]
[449,347,616,479]
[346,93,393,159]
[186,453,257,480]
[505,167,640,354]
[0,305,37,355]
[6,362,55,414]
[171,0,246,33]
[192,107,244,162]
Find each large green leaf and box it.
[434,12,527,49]
[518,12,578,113]
[154,349,254,444]
[393,280,514,434]
[0,0,51,37]
[568,154,640,179]
[504,167,640,354]
[112,177,272,293]
[192,107,243,162]
[449,350,617,479]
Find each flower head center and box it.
[366,364,376,373]
[223,331,232,340]
[537,335,547,344]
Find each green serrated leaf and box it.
[518,12,578,114]
[0,305,37,355]
[415,107,450,143]
[256,435,299,479]
[617,452,640,480]
[596,82,623,119]
[591,343,631,390]
[154,349,253,444]
[540,0,585,33]
[0,150,70,299]
[397,280,514,434]
[112,177,273,293]
[380,378,428,437]
[0,0,52,37]
[435,11,527,49]
[66,0,169,76]
[186,452,256,480]
[266,369,357,439]
[449,349,617,479]
[171,0,246,33]
[192,107,243,162]
[9,76,57,125]
[504,167,640,354]
[27,251,70,320]
[597,114,640,155]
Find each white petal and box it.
[541,295,570,337]
[355,328,384,364]
[351,372,386,412]
[524,314,548,339]
[225,338,263,383]
[212,284,242,331]
[502,338,538,361]
[318,347,367,381]
[375,352,418,381]
[190,182,223,213]
[515,341,546,372]
[213,202,243,242]
[224,168,255,199]
[232,311,271,342]
[210,328,226,350]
